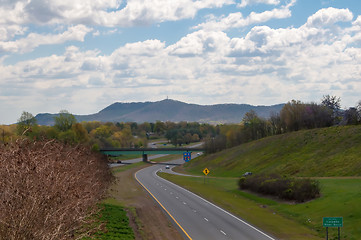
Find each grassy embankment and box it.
[161,125,361,240]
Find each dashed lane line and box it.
[135,170,193,240]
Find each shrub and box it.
[238,174,320,202]
[0,139,113,240]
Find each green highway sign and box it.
[323,217,343,228]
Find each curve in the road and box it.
[135,164,277,240]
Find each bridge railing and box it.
[100,148,205,157]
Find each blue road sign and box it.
[183,152,191,162]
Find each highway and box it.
[135,158,277,240]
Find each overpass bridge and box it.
[100,147,205,162]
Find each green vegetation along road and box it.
[164,125,361,239]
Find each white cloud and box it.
[0,25,92,53]
[0,25,27,41]
[0,1,29,25]
[194,7,291,31]
[353,15,361,27]
[168,30,230,57]
[194,0,295,31]
[306,7,353,28]
[0,0,234,27]
[237,0,280,8]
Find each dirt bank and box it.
[108,164,184,240]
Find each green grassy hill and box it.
[185,125,361,177]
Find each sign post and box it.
[203,168,210,184]
[323,217,343,240]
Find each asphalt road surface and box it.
[135,158,277,240]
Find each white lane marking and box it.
[164,189,167,191]
[220,230,227,236]
[170,192,173,194]
[183,202,187,205]
[176,196,179,199]
[154,170,276,240]
[204,218,209,222]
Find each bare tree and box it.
[0,139,112,240]
[321,95,341,124]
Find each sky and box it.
[1,0,361,124]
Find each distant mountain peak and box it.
[35,100,285,125]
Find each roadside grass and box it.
[111,161,146,174]
[183,125,361,177]
[82,201,135,240]
[159,172,361,240]
[275,178,361,240]
[149,154,183,162]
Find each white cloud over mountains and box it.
[0,1,361,124]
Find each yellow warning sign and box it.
[203,168,210,176]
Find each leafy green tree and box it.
[58,129,77,145]
[54,110,77,132]
[83,121,101,133]
[139,122,151,133]
[154,121,165,135]
[17,111,37,135]
[72,123,89,143]
[91,125,113,139]
[191,133,200,142]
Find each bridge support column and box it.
[142,154,148,162]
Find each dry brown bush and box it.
[0,139,112,240]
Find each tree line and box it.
[2,95,360,152]
[205,95,361,153]
[1,110,218,150]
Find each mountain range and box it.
[35,99,284,125]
